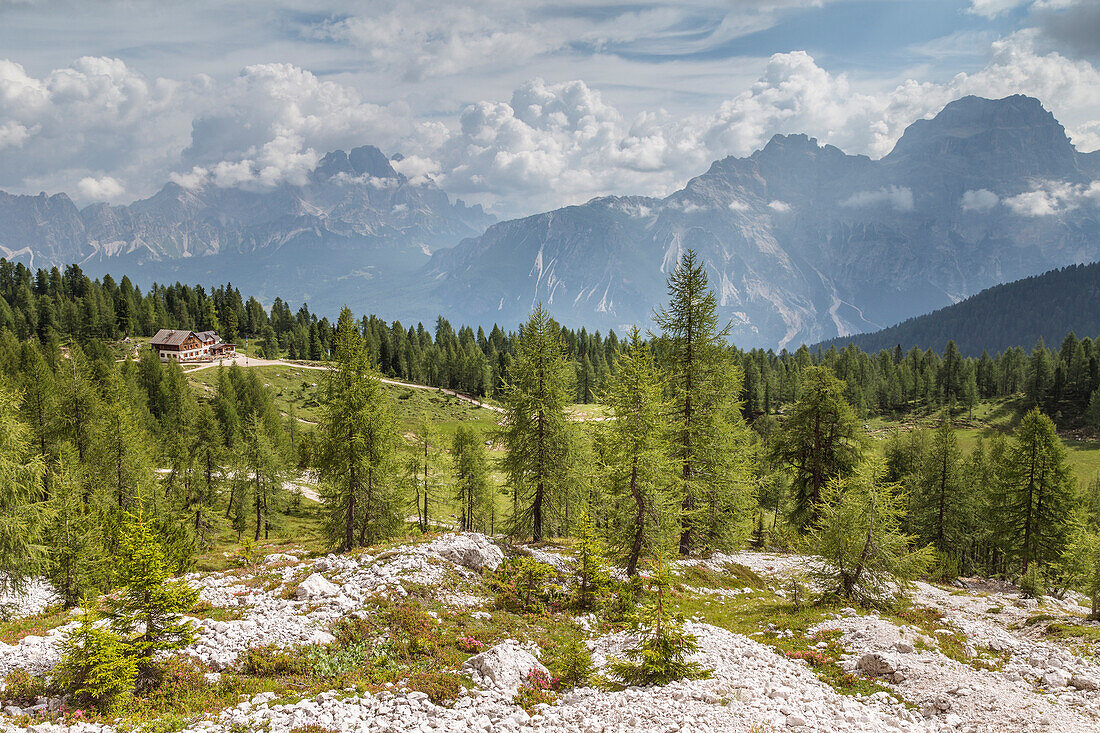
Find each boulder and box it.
[295,573,340,600]
[1043,668,1071,688]
[1071,675,1100,691]
[430,533,504,572]
[264,553,298,565]
[855,652,897,677]
[462,640,548,691]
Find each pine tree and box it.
[55,608,137,714]
[993,408,1076,573]
[808,460,933,607]
[0,379,44,594]
[316,307,400,550]
[238,414,284,542]
[912,418,968,556]
[770,366,865,531]
[1060,515,1100,619]
[409,420,441,533]
[653,249,752,554]
[597,328,676,575]
[188,403,224,545]
[104,512,198,677]
[573,505,608,609]
[500,304,573,541]
[42,451,104,606]
[452,425,490,532]
[610,552,710,686]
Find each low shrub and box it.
[513,668,557,711]
[2,669,48,706]
[405,671,465,705]
[238,645,310,677]
[1019,565,1046,599]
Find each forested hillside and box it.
[817,262,1100,357]
[2,252,1100,729]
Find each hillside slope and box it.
[814,262,1100,356]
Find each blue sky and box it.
[0,0,1097,216]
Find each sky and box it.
[0,0,1098,218]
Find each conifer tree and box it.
[809,461,933,607]
[408,420,441,533]
[104,512,197,677]
[653,249,752,554]
[238,414,284,542]
[55,608,137,714]
[598,328,676,575]
[770,366,865,531]
[573,505,608,609]
[912,418,968,556]
[452,425,490,532]
[993,408,1076,573]
[187,403,224,545]
[0,380,44,594]
[316,307,400,550]
[42,452,104,606]
[500,304,573,541]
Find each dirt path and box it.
[183,354,503,413]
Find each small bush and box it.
[2,669,47,706]
[513,668,558,711]
[546,628,594,689]
[238,645,309,677]
[145,656,209,700]
[54,611,137,714]
[455,635,484,653]
[491,556,558,614]
[406,671,465,705]
[1019,565,1046,599]
[784,576,807,612]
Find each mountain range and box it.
[1,94,1098,349]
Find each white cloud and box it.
[841,185,915,212]
[968,0,1029,18]
[76,175,125,202]
[728,199,750,212]
[1003,180,1100,215]
[961,188,1000,211]
[768,200,791,212]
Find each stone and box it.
[1043,669,1071,688]
[1070,675,1100,691]
[855,652,897,677]
[295,573,340,600]
[462,640,548,691]
[894,641,914,654]
[429,533,504,572]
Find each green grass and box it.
[0,605,71,644]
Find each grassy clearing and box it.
[0,606,71,644]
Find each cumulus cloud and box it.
[841,186,915,212]
[728,199,750,212]
[1003,180,1100,215]
[76,175,125,202]
[768,200,791,212]
[961,189,1000,211]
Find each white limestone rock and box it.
[428,533,504,572]
[462,640,548,691]
[295,573,340,600]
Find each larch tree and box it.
[42,451,104,607]
[238,414,284,542]
[0,379,45,594]
[653,249,752,555]
[452,425,490,532]
[500,304,574,542]
[597,327,677,575]
[408,420,442,533]
[809,460,933,607]
[316,307,400,550]
[769,366,865,532]
[911,418,968,556]
[993,408,1076,573]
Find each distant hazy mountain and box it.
[415,95,1100,348]
[0,145,493,308]
[814,262,1100,357]
[2,96,1099,347]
